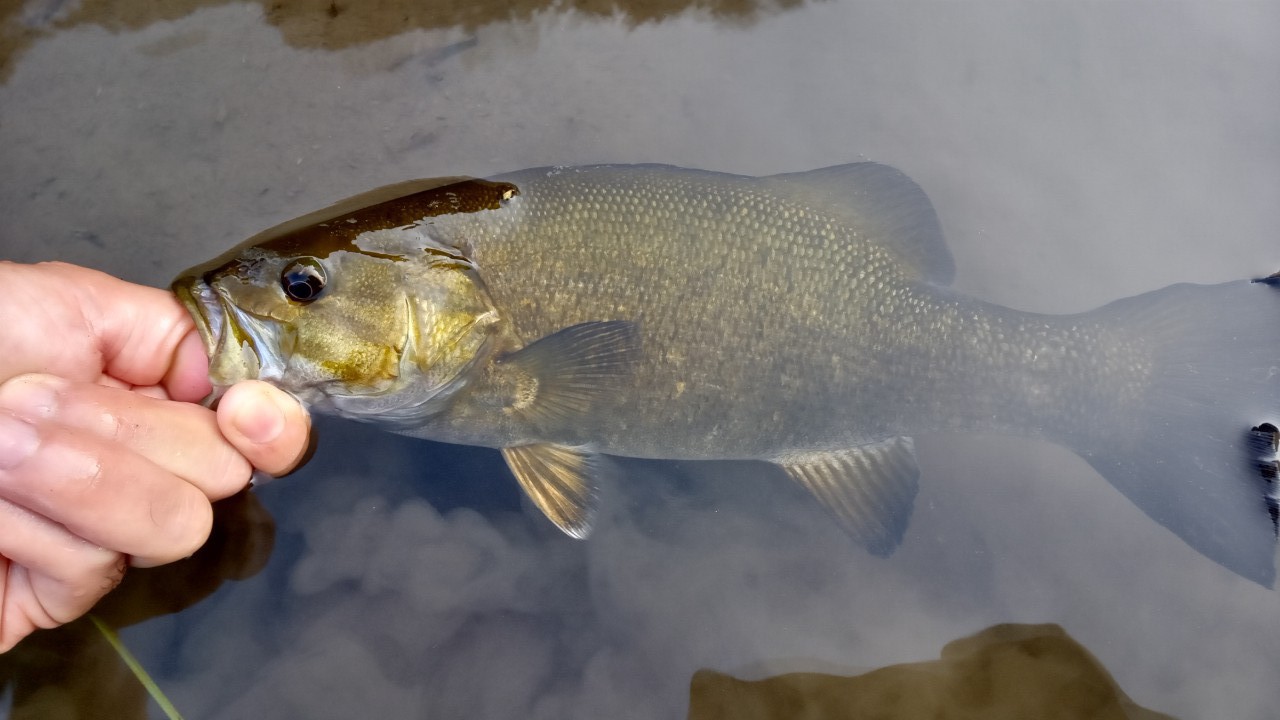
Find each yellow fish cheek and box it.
[294,294,409,387]
[317,343,401,385]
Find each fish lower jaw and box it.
[173,279,225,361]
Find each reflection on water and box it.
[2,0,1279,718]
[690,623,1177,720]
[0,0,809,80]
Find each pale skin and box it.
[0,261,311,653]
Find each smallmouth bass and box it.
[173,163,1280,585]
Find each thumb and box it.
[216,381,312,476]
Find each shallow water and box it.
[2,1,1280,718]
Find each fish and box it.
[172,163,1280,586]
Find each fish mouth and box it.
[172,274,223,361]
[172,274,229,405]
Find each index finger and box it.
[0,374,250,500]
[0,262,211,402]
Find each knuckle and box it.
[103,554,128,593]
[0,373,63,422]
[94,404,136,444]
[30,434,104,503]
[47,549,126,624]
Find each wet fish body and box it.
[173,163,1280,585]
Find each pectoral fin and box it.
[775,437,920,556]
[502,320,640,430]
[501,443,600,538]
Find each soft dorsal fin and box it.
[773,437,921,556]
[762,163,954,286]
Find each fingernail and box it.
[0,412,39,471]
[0,375,60,421]
[232,389,286,445]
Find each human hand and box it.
[0,261,310,652]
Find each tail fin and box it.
[1078,279,1280,586]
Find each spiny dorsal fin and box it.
[502,320,640,430]
[774,437,920,556]
[501,444,600,538]
[762,163,954,285]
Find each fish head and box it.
[172,177,519,424]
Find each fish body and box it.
[173,164,1280,584]
[421,166,1143,456]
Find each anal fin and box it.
[501,443,600,538]
[774,437,920,556]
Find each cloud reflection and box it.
[163,455,1195,719]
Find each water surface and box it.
[1,1,1278,718]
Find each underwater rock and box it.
[688,623,1177,720]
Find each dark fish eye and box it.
[281,257,327,303]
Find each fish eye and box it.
[281,257,327,303]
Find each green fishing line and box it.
[90,615,185,720]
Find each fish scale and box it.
[426,165,1135,457]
